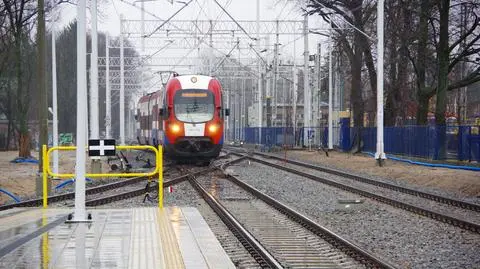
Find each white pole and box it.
[74,0,87,221]
[303,6,310,147]
[242,78,245,140]
[141,0,145,127]
[105,34,111,138]
[328,22,333,150]
[257,0,262,143]
[375,0,386,162]
[293,39,297,146]
[51,25,59,175]
[90,0,99,140]
[120,14,125,145]
[314,43,321,145]
[292,66,298,145]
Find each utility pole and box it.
[265,36,272,128]
[90,0,101,172]
[52,24,59,175]
[256,0,262,144]
[328,22,333,150]
[273,20,280,127]
[105,34,111,138]
[375,0,386,164]
[209,20,213,76]
[242,78,246,140]
[74,0,88,221]
[314,43,321,146]
[120,15,125,145]
[292,66,298,145]
[36,0,48,196]
[303,6,310,148]
[292,39,298,146]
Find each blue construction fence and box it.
[241,125,480,162]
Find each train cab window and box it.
[174,89,215,123]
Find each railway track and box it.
[189,167,398,269]
[248,150,480,212]
[0,153,244,210]
[0,175,149,211]
[227,149,480,233]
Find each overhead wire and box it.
[210,40,239,74]
[212,0,256,41]
[311,0,373,40]
[171,0,234,69]
[144,0,194,38]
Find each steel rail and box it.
[189,176,283,269]
[83,156,247,207]
[0,153,239,211]
[250,150,480,212]
[215,169,398,268]
[247,155,480,233]
[0,175,148,211]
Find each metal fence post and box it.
[158,145,163,209]
[42,145,48,208]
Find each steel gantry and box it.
[96,7,311,144]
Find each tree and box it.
[307,0,377,152]
[52,21,141,141]
[1,0,38,157]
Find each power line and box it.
[111,0,120,18]
[210,40,239,74]
[212,0,256,41]
[144,0,194,38]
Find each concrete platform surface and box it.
[0,207,235,269]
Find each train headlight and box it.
[170,123,181,133]
[208,124,219,133]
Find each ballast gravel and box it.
[229,161,480,269]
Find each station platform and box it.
[0,207,235,269]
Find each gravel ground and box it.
[258,157,480,224]
[195,175,364,269]
[230,161,480,269]
[265,151,480,205]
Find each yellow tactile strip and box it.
[157,208,186,269]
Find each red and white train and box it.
[136,74,229,160]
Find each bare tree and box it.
[1,0,38,157]
[307,0,377,152]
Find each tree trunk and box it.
[18,132,30,157]
[434,0,450,159]
[6,80,13,150]
[6,120,12,150]
[416,91,431,125]
[415,0,430,125]
[349,1,365,153]
[15,30,30,157]
[351,34,364,153]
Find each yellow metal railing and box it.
[42,145,163,209]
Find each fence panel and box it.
[239,125,480,162]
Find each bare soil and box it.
[282,150,480,198]
[0,151,109,205]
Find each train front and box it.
[163,75,225,160]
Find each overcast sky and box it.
[56,0,328,61]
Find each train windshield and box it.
[174,89,215,123]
